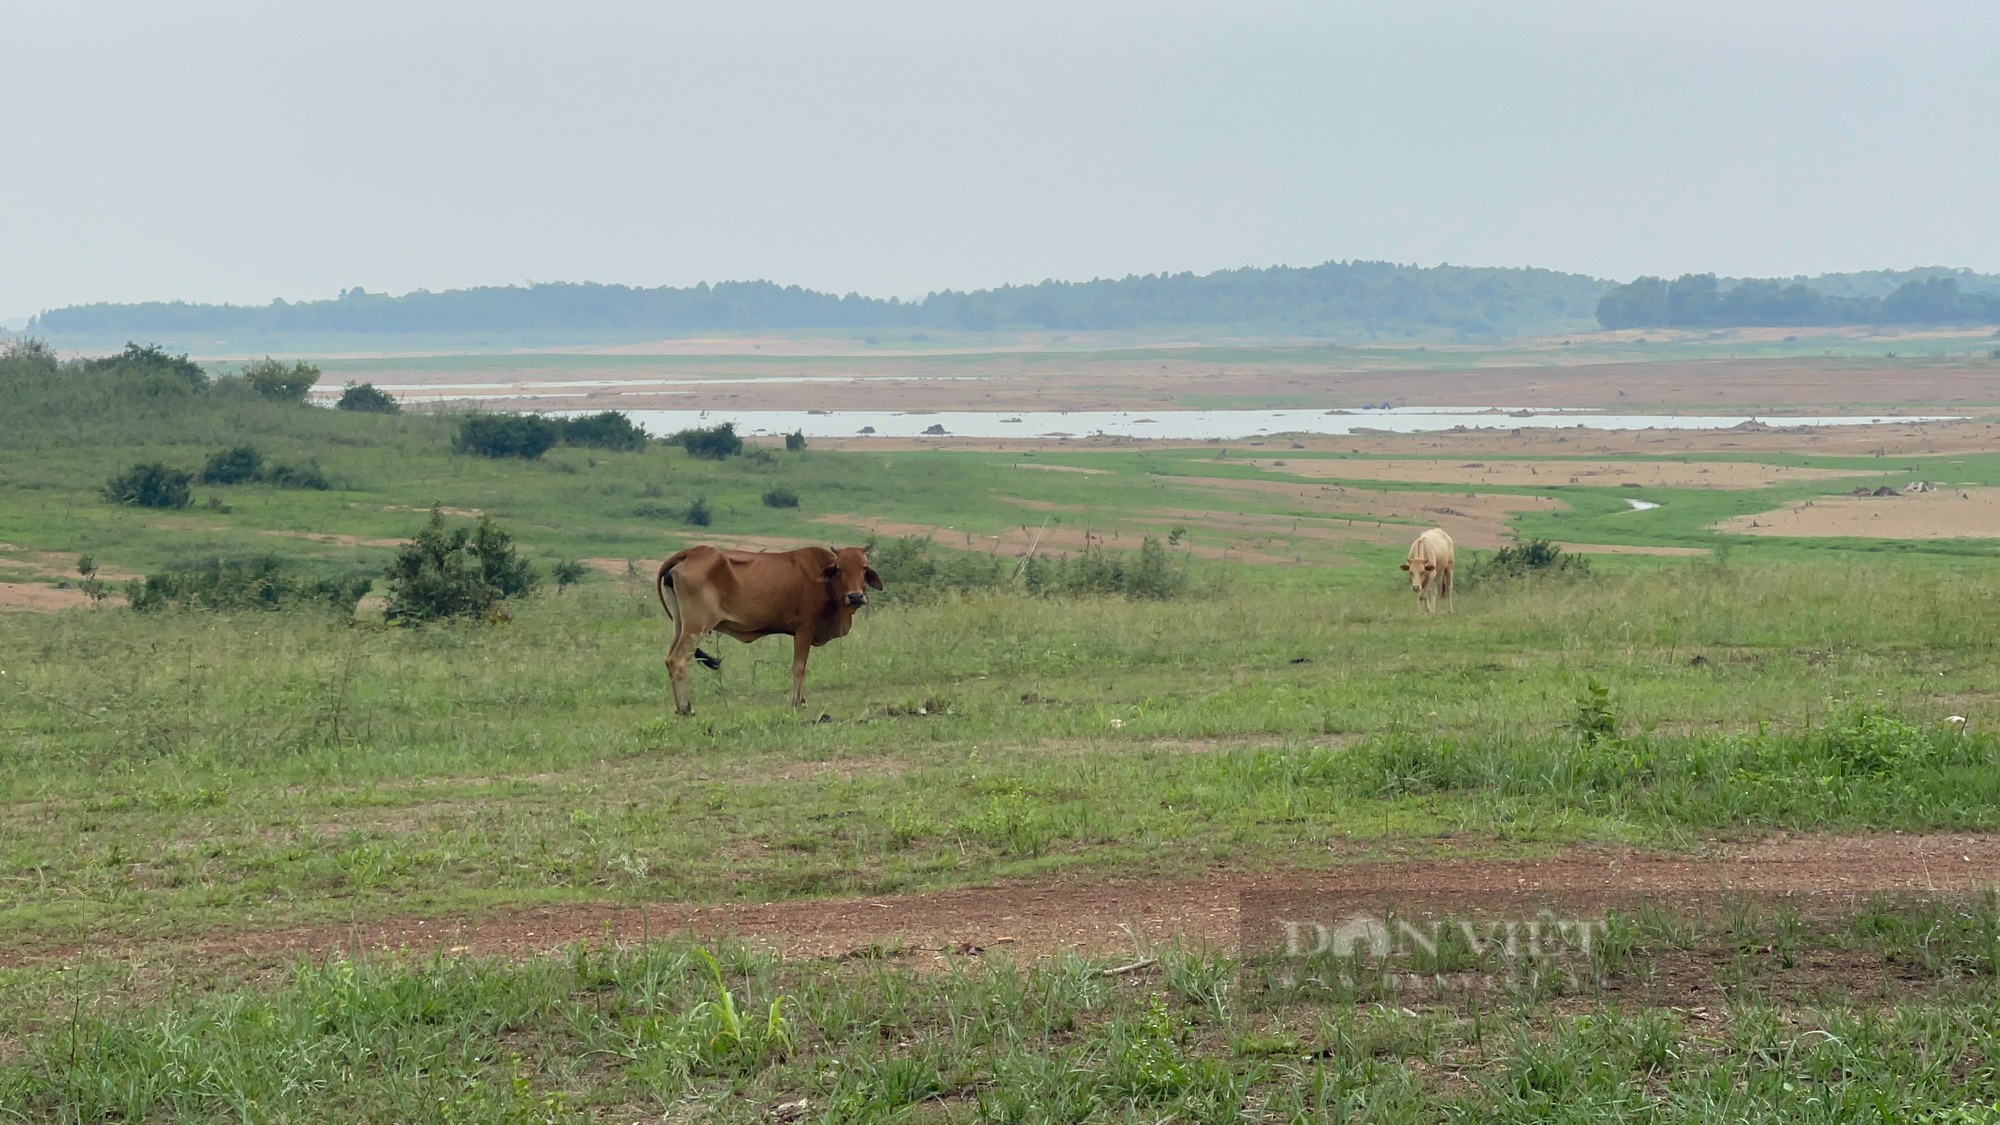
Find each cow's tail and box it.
[656,553,721,671]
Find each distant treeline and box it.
[1596,272,2000,330]
[27,263,2000,343]
[29,261,1606,341]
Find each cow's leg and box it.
[666,622,707,716]
[790,627,814,707]
[1441,565,1453,611]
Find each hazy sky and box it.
[4,1,1997,317]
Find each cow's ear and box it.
[1398,561,1411,571]
[1422,562,1436,573]
[822,563,841,581]
[864,567,883,590]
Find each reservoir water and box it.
[521,407,1961,442]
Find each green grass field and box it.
[9,346,2000,1120]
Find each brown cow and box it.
[1399,527,1454,613]
[655,545,882,715]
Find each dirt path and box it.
[1717,486,2000,539]
[24,833,2000,971]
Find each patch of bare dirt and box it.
[1554,543,1712,557]
[381,505,483,518]
[0,545,141,582]
[769,758,913,783]
[1010,463,1110,475]
[0,582,109,612]
[812,515,1303,564]
[1716,486,2000,539]
[1236,457,1863,490]
[260,530,408,549]
[817,482,1558,561]
[26,833,2000,970]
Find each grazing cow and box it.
[655,545,882,715]
[1399,527,1454,613]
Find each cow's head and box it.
[822,546,883,608]
[1399,557,1436,594]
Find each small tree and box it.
[76,555,109,606]
[784,430,807,452]
[761,487,799,509]
[382,509,540,623]
[104,462,193,509]
[673,422,742,461]
[551,559,588,592]
[336,382,401,413]
[199,445,264,484]
[684,497,713,526]
[454,413,560,459]
[241,357,322,402]
[87,343,207,395]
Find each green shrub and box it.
[453,413,559,459]
[128,557,372,614]
[784,430,807,452]
[199,445,264,485]
[761,487,799,509]
[1461,537,1590,587]
[551,559,588,592]
[673,422,743,460]
[261,460,330,490]
[1566,678,1619,745]
[557,411,648,451]
[84,343,207,395]
[866,533,1192,602]
[104,462,193,509]
[335,382,401,413]
[383,510,540,623]
[240,357,322,402]
[684,497,713,526]
[196,446,328,489]
[1814,703,1957,777]
[1028,536,1188,600]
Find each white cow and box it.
[1399,527,1454,613]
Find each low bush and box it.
[335,382,401,413]
[672,422,743,461]
[383,509,540,623]
[784,430,807,452]
[454,413,559,460]
[1460,537,1590,588]
[199,445,264,485]
[83,343,207,396]
[867,534,1191,601]
[128,557,372,614]
[557,411,648,451]
[261,460,330,490]
[684,497,714,526]
[761,487,799,509]
[104,462,193,509]
[1028,536,1188,600]
[197,446,328,489]
[866,535,1009,598]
